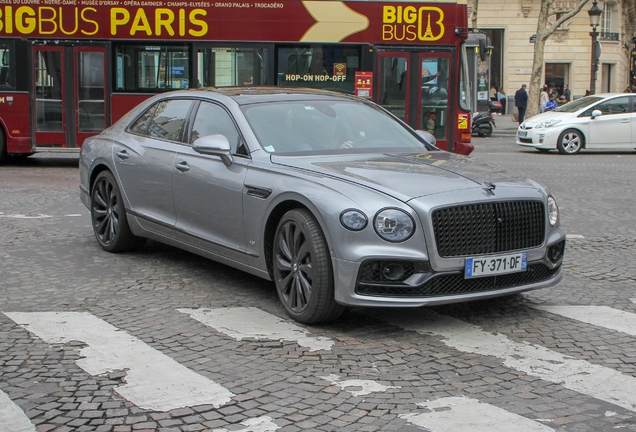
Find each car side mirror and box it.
[416,130,437,147]
[591,109,602,119]
[192,134,234,167]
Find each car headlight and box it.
[340,209,368,231]
[535,119,562,129]
[547,196,559,226]
[373,208,414,242]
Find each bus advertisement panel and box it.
[0,0,473,160]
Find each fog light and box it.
[539,134,545,143]
[383,263,405,281]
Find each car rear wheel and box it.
[557,129,583,154]
[91,170,143,252]
[273,209,344,324]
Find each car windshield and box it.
[555,96,603,113]
[241,100,431,154]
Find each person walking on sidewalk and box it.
[515,84,528,124]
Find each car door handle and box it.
[116,150,130,160]
[175,161,190,172]
[622,119,630,123]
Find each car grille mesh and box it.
[432,201,545,257]
[356,263,560,298]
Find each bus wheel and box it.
[0,129,6,164]
[90,170,143,252]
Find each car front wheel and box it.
[557,129,583,154]
[90,170,142,252]
[273,209,344,324]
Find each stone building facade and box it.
[470,0,636,106]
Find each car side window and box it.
[129,104,157,136]
[590,96,630,116]
[147,99,192,141]
[190,102,246,155]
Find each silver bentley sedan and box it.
[79,87,565,324]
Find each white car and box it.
[517,93,635,154]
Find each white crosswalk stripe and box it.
[0,389,36,432]
[178,307,334,351]
[400,396,556,431]
[4,311,234,412]
[375,308,636,412]
[532,305,636,336]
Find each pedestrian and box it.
[489,85,497,101]
[585,89,591,96]
[515,84,528,124]
[563,84,571,101]
[545,95,558,111]
[624,85,632,93]
[497,87,506,115]
[539,86,549,113]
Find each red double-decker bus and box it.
[0,0,473,162]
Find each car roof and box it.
[187,86,364,105]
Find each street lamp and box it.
[588,0,602,95]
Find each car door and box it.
[113,99,193,238]
[586,96,631,148]
[173,100,250,260]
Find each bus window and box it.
[196,47,269,88]
[114,44,190,91]
[276,45,361,94]
[0,43,11,87]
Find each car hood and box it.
[521,111,574,126]
[271,152,538,201]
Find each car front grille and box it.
[518,137,533,144]
[432,201,545,258]
[355,263,560,298]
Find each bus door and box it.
[33,45,107,148]
[377,50,453,151]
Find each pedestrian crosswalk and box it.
[2,304,636,431]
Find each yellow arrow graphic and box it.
[301,1,369,42]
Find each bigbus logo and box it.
[382,6,444,42]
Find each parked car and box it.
[79,87,565,324]
[517,93,636,154]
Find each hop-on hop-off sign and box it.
[0,0,462,44]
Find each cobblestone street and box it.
[1,138,636,431]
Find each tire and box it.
[273,209,344,324]
[476,124,493,138]
[557,129,583,155]
[90,170,143,252]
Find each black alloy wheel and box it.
[273,209,344,324]
[90,170,142,252]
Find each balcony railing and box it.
[600,32,619,41]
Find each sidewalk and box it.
[490,113,519,136]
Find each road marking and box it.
[0,389,36,432]
[0,214,52,219]
[178,307,334,352]
[378,309,636,412]
[4,311,234,411]
[212,416,280,432]
[566,234,585,239]
[320,374,400,397]
[400,396,555,431]
[532,305,636,336]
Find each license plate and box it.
[465,252,527,278]
[517,130,528,137]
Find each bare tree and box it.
[526,0,590,117]
[471,0,479,30]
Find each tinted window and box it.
[190,102,243,154]
[147,99,192,141]
[114,44,190,92]
[129,104,157,135]
[581,96,630,117]
[0,42,12,88]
